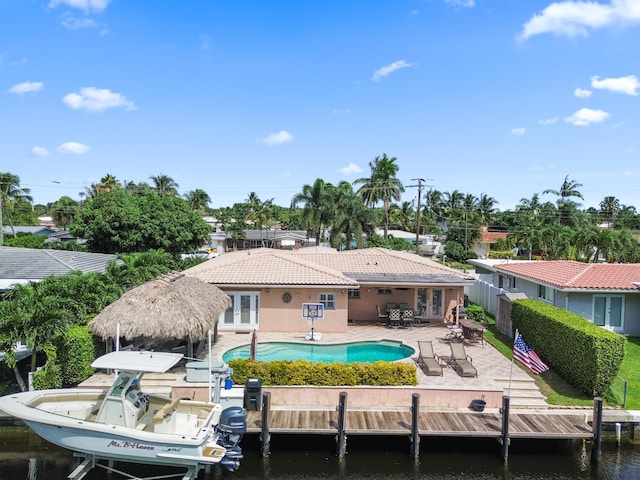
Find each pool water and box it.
[222,340,415,363]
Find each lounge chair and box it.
[417,341,443,376]
[449,342,477,378]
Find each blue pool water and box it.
[222,340,415,363]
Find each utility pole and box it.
[407,178,433,254]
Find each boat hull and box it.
[24,419,224,467]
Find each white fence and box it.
[466,279,504,316]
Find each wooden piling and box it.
[591,397,603,464]
[410,393,420,458]
[500,395,510,461]
[261,391,271,456]
[336,392,347,459]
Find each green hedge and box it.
[229,359,417,387]
[52,325,96,387]
[511,299,626,396]
[32,344,62,390]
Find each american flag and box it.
[514,332,549,374]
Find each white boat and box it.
[0,350,247,473]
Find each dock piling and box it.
[336,392,347,459]
[410,393,420,459]
[261,391,271,456]
[591,397,603,464]
[500,395,510,461]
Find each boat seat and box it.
[152,397,181,423]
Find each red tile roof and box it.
[495,260,640,291]
[480,226,507,244]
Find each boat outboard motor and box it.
[215,406,247,471]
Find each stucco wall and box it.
[258,287,349,333]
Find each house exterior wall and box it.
[257,287,349,333]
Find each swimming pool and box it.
[222,340,415,363]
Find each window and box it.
[377,288,392,295]
[347,289,360,299]
[538,284,554,303]
[319,292,336,310]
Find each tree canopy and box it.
[70,189,211,255]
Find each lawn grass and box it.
[482,320,635,408]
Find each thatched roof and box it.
[88,271,231,342]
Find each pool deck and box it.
[77,323,547,410]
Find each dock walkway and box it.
[245,408,593,439]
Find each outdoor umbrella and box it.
[249,329,258,361]
[88,271,231,343]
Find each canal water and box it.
[1,428,638,479]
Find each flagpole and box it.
[507,329,518,398]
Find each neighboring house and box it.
[472,227,508,259]
[2,226,57,238]
[0,246,121,291]
[0,246,122,363]
[467,259,640,336]
[185,246,474,334]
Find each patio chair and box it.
[417,341,443,376]
[448,342,477,378]
[401,309,414,329]
[388,308,403,328]
[376,305,388,326]
[446,323,464,342]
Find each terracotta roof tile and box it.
[185,247,473,287]
[495,260,640,291]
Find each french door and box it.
[593,295,623,332]
[220,292,260,329]
[417,288,444,320]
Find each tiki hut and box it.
[88,271,231,353]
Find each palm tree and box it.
[599,196,620,228]
[327,181,372,249]
[184,189,212,213]
[292,178,331,246]
[0,172,33,242]
[150,174,180,197]
[51,196,80,229]
[354,154,404,239]
[543,175,584,225]
[98,174,121,194]
[476,193,498,224]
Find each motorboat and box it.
[0,350,247,474]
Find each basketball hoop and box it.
[302,303,324,341]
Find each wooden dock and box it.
[246,408,593,439]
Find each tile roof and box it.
[480,227,507,244]
[185,246,473,287]
[0,246,121,289]
[495,260,640,291]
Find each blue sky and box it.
[2,0,639,212]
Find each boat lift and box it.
[68,453,204,480]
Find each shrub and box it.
[31,344,62,390]
[511,299,625,396]
[229,359,417,387]
[52,325,96,386]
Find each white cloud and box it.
[574,87,592,98]
[62,87,136,112]
[257,131,293,145]
[539,117,558,125]
[446,0,475,7]
[57,142,91,154]
[591,74,640,95]
[519,0,640,40]
[339,163,363,175]
[511,127,526,136]
[372,60,414,81]
[32,146,50,157]
[48,0,111,13]
[7,81,43,94]
[62,14,99,30]
[565,107,610,126]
